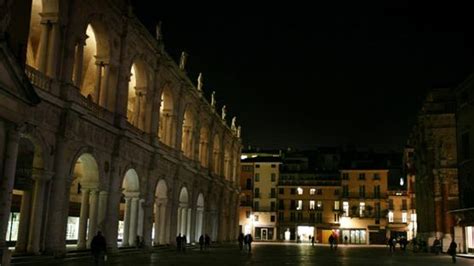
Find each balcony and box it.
[25,65,52,93]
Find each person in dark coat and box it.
[329,235,334,249]
[448,240,457,263]
[199,234,205,251]
[238,233,244,250]
[182,235,187,252]
[204,234,211,250]
[176,234,182,252]
[90,231,107,266]
[245,234,253,252]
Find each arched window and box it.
[199,126,210,167]
[159,88,174,146]
[181,109,194,159]
[127,61,148,129]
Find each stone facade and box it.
[0,0,241,261]
[407,88,459,251]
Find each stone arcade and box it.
[0,0,241,262]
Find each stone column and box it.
[36,21,50,73]
[137,199,145,237]
[186,208,192,242]
[93,61,103,103]
[14,191,32,253]
[99,63,110,107]
[46,21,60,78]
[0,128,20,248]
[176,206,182,236]
[87,190,99,246]
[73,39,86,88]
[128,197,139,246]
[97,191,108,232]
[27,170,51,254]
[44,138,68,255]
[122,197,132,247]
[153,203,159,245]
[77,188,90,249]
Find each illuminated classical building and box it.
[0,0,241,263]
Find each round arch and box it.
[159,85,175,146]
[177,187,191,241]
[119,168,142,247]
[181,107,195,159]
[153,179,169,245]
[199,125,210,167]
[194,193,205,242]
[127,59,149,129]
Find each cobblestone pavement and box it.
[13,242,473,265]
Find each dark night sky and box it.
[131,2,474,151]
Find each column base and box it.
[442,234,452,252]
[1,247,12,266]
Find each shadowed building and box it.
[407,88,459,252]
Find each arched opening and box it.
[72,22,110,107]
[67,153,100,250]
[158,87,174,147]
[212,135,221,175]
[127,61,148,129]
[26,0,59,76]
[208,200,219,242]
[194,194,205,242]
[181,108,195,159]
[7,137,46,254]
[153,180,168,245]
[199,126,209,167]
[118,169,141,247]
[26,0,42,68]
[177,187,191,243]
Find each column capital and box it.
[31,168,54,181]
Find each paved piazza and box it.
[15,243,473,266]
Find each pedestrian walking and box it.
[433,237,441,255]
[238,233,244,251]
[199,234,204,251]
[448,239,457,263]
[245,233,253,253]
[329,235,334,250]
[388,237,395,252]
[205,234,211,250]
[311,235,315,247]
[176,234,182,252]
[182,235,187,252]
[344,235,348,245]
[90,231,107,266]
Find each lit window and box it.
[402,212,407,223]
[343,201,349,216]
[309,200,315,210]
[297,187,303,195]
[411,213,417,222]
[400,177,405,186]
[359,202,365,217]
[334,201,340,210]
[310,188,316,195]
[297,200,303,210]
[388,211,394,223]
[317,201,322,209]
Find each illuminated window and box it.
[402,212,407,223]
[388,211,394,223]
[317,201,322,209]
[411,213,417,222]
[343,201,349,216]
[297,187,303,195]
[309,200,315,210]
[297,200,303,210]
[310,188,316,195]
[359,202,365,217]
[334,201,340,210]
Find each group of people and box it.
[176,234,188,252]
[238,233,253,252]
[388,236,408,252]
[198,234,212,251]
